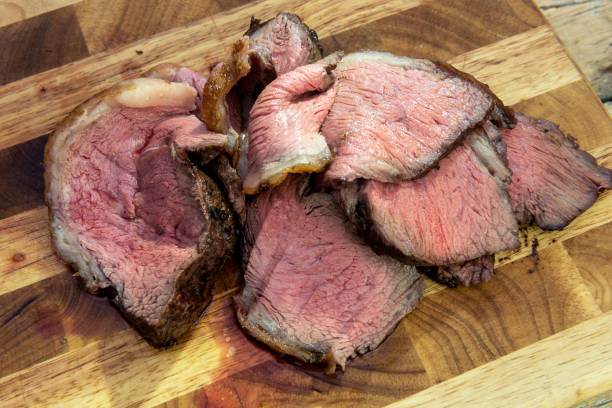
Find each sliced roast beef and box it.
[236,175,424,372]
[45,78,238,347]
[342,129,518,284]
[321,51,514,184]
[501,113,612,230]
[246,13,322,77]
[242,54,341,194]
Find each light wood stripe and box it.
[2,143,610,299]
[0,0,81,29]
[385,311,612,408]
[449,25,581,106]
[0,207,64,296]
[0,0,422,152]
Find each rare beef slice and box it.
[236,175,424,372]
[340,129,518,285]
[501,113,612,230]
[321,51,514,184]
[45,78,237,347]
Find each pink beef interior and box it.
[501,113,612,230]
[322,61,493,183]
[364,141,518,265]
[63,107,208,324]
[243,62,335,194]
[238,175,422,369]
[248,13,314,76]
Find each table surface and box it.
[0,1,611,407]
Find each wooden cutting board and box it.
[0,1,611,407]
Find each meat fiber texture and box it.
[236,175,424,372]
[243,53,341,194]
[501,113,612,230]
[202,14,323,181]
[45,77,237,347]
[352,129,518,278]
[321,51,514,184]
[246,12,322,77]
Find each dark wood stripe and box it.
[0,6,89,86]
[75,0,226,55]
[0,256,242,378]
[157,325,430,408]
[319,0,544,60]
[0,135,47,219]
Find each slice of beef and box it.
[500,113,612,230]
[345,128,518,270]
[45,78,237,347]
[246,13,322,77]
[242,53,341,194]
[321,51,514,184]
[236,175,424,372]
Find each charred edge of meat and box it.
[204,154,247,227]
[245,16,263,36]
[430,255,496,288]
[419,266,459,288]
[104,167,236,348]
[434,61,516,129]
[201,37,251,133]
[234,302,330,365]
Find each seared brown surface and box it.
[0,1,611,407]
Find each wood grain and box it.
[0,0,81,28]
[0,25,578,151]
[0,207,64,296]
[0,136,46,219]
[564,222,612,312]
[387,310,612,408]
[75,0,224,54]
[156,243,604,407]
[319,0,544,61]
[538,0,612,100]
[449,25,580,106]
[0,5,89,85]
[0,291,271,408]
[512,80,612,151]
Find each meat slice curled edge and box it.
[243,53,341,194]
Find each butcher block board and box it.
[1,0,611,407]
